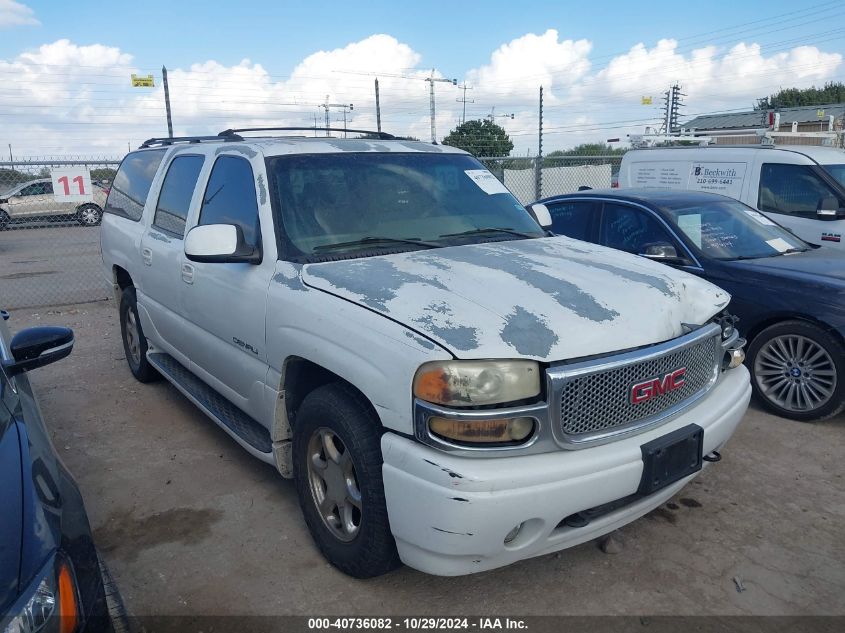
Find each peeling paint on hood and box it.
[302,236,730,362]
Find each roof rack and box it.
[218,126,395,140]
[139,131,244,148]
[628,126,842,149]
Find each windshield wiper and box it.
[439,227,538,240]
[313,236,439,252]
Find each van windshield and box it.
[267,152,544,259]
[665,199,809,260]
[822,164,845,189]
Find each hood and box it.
[0,417,22,611]
[302,236,730,361]
[728,248,845,285]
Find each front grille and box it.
[557,332,719,439]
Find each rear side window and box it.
[547,201,595,241]
[199,156,260,246]
[758,163,839,219]
[104,149,167,221]
[153,155,204,237]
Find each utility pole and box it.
[8,144,12,166]
[456,83,473,125]
[162,66,174,139]
[320,97,353,137]
[374,78,382,133]
[425,70,457,143]
[536,86,543,201]
[662,83,684,134]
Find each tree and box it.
[90,168,117,182]
[442,119,513,157]
[755,82,845,110]
[544,143,626,167]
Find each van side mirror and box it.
[184,224,261,264]
[816,196,844,221]
[528,203,553,229]
[2,326,74,376]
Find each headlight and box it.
[414,360,541,406]
[4,555,80,633]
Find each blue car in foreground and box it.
[1,311,120,632]
[534,189,845,422]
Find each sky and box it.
[1,0,844,157]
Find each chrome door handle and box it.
[141,247,152,266]
[181,263,195,284]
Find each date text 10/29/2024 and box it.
[308,618,528,631]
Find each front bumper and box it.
[381,364,750,576]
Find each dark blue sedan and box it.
[1,311,121,631]
[534,189,845,422]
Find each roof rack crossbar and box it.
[139,131,244,148]
[218,126,395,140]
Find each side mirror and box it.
[184,224,261,264]
[816,196,844,221]
[641,242,687,264]
[528,203,553,229]
[2,326,74,376]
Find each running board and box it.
[147,352,272,455]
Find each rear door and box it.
[179,154,273,420]
[754,159,845,250]
[138,154,205,360]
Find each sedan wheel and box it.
[76,205,102,226]
[748,320,844,421]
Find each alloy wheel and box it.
[124,309,141,367]
[306,427,362,542]
[753,334,836,413]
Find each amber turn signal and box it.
[429,416,535,444]
[58,560,80,633]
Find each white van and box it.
[619,145,845,249]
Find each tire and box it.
[293,382,401,578]
[98,554,129,633]
[76,204,103,226]
[0,209,9,231]
[747,320,845,422]
[119,286,159,383]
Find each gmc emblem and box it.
[631,368,687,404]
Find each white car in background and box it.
[0,178,107,229]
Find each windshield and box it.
[823,164,845,189]
[267,152,544,259]
[665,199,808,260]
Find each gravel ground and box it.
[5,300,844,617]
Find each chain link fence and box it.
[1,158,120,310]
[478,154,624,204]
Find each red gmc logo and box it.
[631,368,687,404]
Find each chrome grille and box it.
[556,332,720,439]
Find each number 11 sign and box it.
[50,167,94,203]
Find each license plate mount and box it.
[638,423,704,496]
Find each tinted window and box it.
[758,163,839,218]
[153,155,204,237]
[599,203,675,254]
[199,156,260,246]
[20,182,50,196]
[548,201,594,240]
[105,149,167,221]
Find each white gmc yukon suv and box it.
[100,129,751,577]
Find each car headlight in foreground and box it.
[3,555,80,633]
[414,360,541,407]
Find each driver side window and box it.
[758,163,839,218]
[599,203,676,255]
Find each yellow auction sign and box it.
[131,74,155,87]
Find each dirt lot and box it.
[6,300,845,617]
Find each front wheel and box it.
[747,320,844,422]
[293,383,400,578]
[76,204,102,226]
[0,209,9,231]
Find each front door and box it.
[180,154,273,421]
[5,181,54,219]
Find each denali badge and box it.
[631,368,686,404]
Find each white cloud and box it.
[0,0,39,27]
[0,31,842,156]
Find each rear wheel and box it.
[119,287,159,382]
[748,320,844,421]
[293,383,400,578]
[76,204,102,226]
